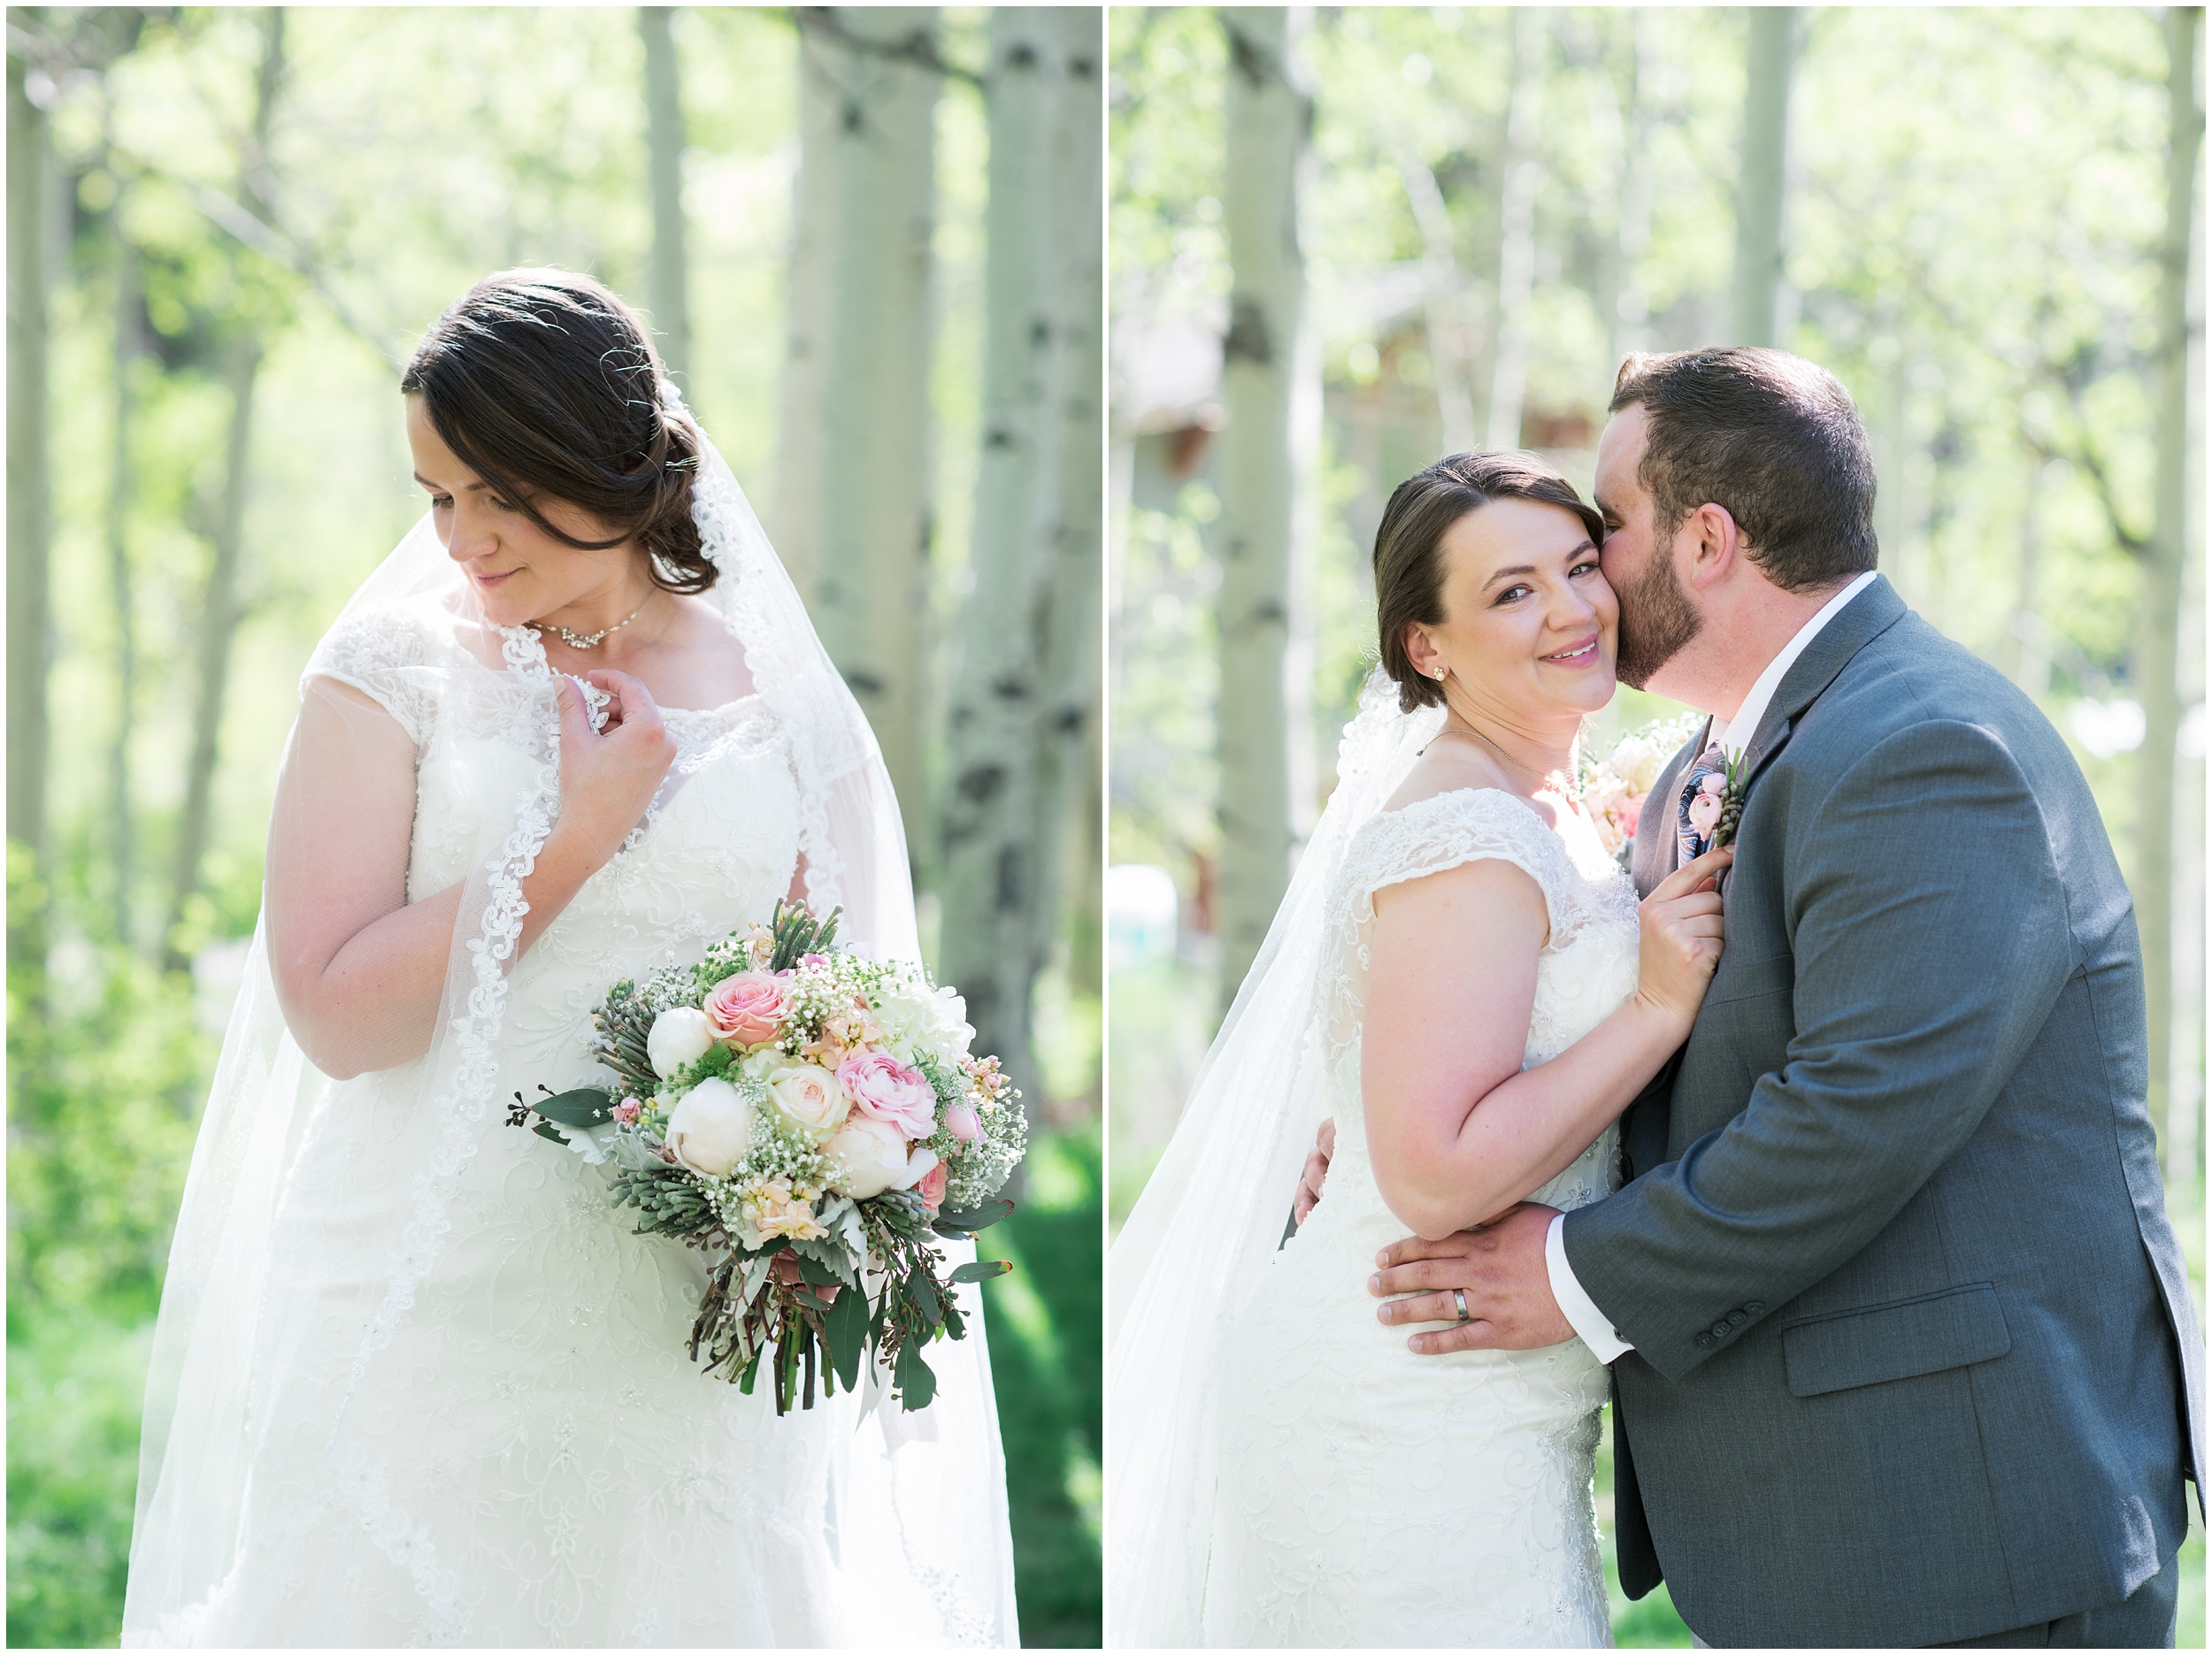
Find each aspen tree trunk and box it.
[165,338,262,972]
[1485,7,1545,451]
[1026,4,1104,985]
[165,7,282,970]
[1730,6,1794,348]
[641,5,690,384]
[110,192,141,948]
[1599,10,1657,372]
[773,27,841,606]
[2139,3,2202,1171]
[1398,150,1477,455]
[1215,5,1314,1019]
[941,8,1057,1105]
[813,7,938,839]
[8,41,51,974]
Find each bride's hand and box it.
[1633,845,1732,1031]
[550,669,678,866]
[1293,1116,1336,1224]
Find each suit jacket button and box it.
[1746,1302,1766,1314]
[1711,1322,1731,1339]
[1695,1333,1714,1349]
[1727,1310,1747,1326]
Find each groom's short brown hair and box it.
[1610,348,1878,592]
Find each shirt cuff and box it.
[1547,1212,1633,1363]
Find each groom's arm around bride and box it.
[1375,349,2203,1649]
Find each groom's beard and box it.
[1613,546,1703,690]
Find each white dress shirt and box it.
[1544,570,1878,1363]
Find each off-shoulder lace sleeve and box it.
[302,601,435,747]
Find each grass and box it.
[976,1126,1105,1647]
[6,1318,151,1648]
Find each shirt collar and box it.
[1708,571,1878,758]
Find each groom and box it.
[1348,349,2203,1646]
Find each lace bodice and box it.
[1317,786,1640,1222]
[1203,787,1640,1647]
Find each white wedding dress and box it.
[127,594,1013,1648]
[1202,787,1639,1648]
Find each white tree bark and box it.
[941,8,1057,1102]
[1027,4,1104,980]
[772,25,841,606]
[109,191,141,948]
[2139,2,2202,1173]
[1485,6,1545,451]
[1730,6,1795,348]
[1214,5,1315,1017]
[810,7,939,838]
[1398,149,1477,454]
[165,7,282,971]
[641,5,690,384]
[7,42,50,971]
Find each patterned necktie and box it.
[1676,742,1731,866]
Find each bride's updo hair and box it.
[401,268,714,594]
[1372,452,1608,713]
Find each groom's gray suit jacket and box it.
[1562,576,2204,1647]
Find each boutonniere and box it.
[1686,750,1747,852]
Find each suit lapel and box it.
[1733,576,1909,794]
[1632,719,1709,899]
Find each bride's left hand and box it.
[1369,1202,1575,1354]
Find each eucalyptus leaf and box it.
[893,1338,937,1411]
[825,1284,868,1391]
[530,1086,616,1127]
[931,1199,1015,1233]
[909,1268,943,1327]
[948,1260,1012,1284]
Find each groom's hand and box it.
[1370,1203,1574,1353]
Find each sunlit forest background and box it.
[1106,6,2203,1645]
[6,6,1101,1646]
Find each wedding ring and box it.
[1453,1288,1471,1323]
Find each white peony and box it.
[872,977,971,1067]
[764,1061,852,1139]
[647,1006,717,1079]
[1610,736,1665,796]
[664,1077,752,1176]
[826,1115,914,1199]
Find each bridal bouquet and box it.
[507,900,1026,1415]
[1577,714,1704,869]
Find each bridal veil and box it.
[1105,670,1442,1644]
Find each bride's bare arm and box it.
[266,670,676,1080]
[1362,846,1731,1240]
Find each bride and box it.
[122,270,1018,1647]
[1106,452,1727,1646]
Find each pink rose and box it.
[916,1161,949,1214]
[836,1049,938,1140]
[703,971,791,1049]
[1686,791,1723,836]
[943,1104,980,1144]
[1699,770,1727,795]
